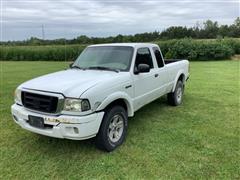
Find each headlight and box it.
[14,88,22,104]
[63,98,91,112]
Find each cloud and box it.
[1,0,239,40]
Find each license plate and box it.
[28,115,44,129]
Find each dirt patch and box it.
[231,54,240,60]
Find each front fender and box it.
[96,91,134,117]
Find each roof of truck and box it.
[88,43,158,48]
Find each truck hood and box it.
[20,69,121,98]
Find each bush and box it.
[221,38,240,54]
[0,45,86,61]
[157,38,237,60]
[0,38,239,61]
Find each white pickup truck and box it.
[11,43,189,151]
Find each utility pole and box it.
[41,24,45,40]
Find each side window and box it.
[135,48,153,69]
[153,47,164,68]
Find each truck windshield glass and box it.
[73,46,133,71]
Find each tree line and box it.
[1,17,239,46]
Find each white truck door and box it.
[132,47,160,110]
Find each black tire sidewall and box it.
[174,81,183,105]
[97,106,128,151]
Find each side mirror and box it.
[69,63,73,68]
[135,64,150,74]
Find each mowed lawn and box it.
[0,60,239,179]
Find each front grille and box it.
[21,91,58,113]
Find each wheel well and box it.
[178,74,185,82]
[104,99,128,113]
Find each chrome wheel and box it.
[176,86,182,103]
[108,114,124,143]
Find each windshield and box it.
[73,46,134,71]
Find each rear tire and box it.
[167,80,184,106]
[95,106,128,152]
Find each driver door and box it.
[132,47,159,110]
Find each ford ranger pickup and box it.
[11,43,189,151]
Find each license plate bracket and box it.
[28,115,44,129]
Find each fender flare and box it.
[96,91,134,117]
[172,70,185,92]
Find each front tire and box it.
[167,80,184,106]
[95,106,128,152]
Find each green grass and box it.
[0,60,239,179]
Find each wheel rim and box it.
[108,114,124,143]
[176,86,182,103]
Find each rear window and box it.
[152,47,164,68]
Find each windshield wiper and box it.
[87,66,120,73]
[70,65,86,70]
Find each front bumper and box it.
[11,104,104,140]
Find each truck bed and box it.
[165,59,185,64]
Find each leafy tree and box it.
[201,20,219,38]
[1,17,239,46]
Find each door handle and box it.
[154,74,159,77]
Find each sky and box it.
[1,0,239,41]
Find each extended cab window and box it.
[153,47,164,68]
[135,48,153,69]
